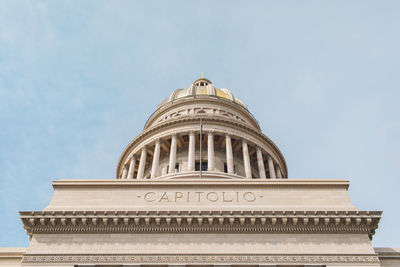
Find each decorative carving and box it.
[22,253,380,264]
[157,107,246,124]
[20,210,381,239]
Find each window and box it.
[196,81,208,86]
[224,163,237,174]
[195,161,207,171]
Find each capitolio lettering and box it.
[158,192,170,202]
[144,192,156,202]
[141,191,258,203]
[222,192,233,202]
[175,192,183,202]
[243,192,256,202]
[206,192,218,202]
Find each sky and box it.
[0,0,399,247]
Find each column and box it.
[137,146,147,179]
[127,155,136,179]
[225,134,234,174]
[207,131,215,171]
[168,133,177,174]
[276,165,283,178]
[242,139,252,178]
[256,147,266,178]
[121,165,128,179]
[161,165,167,176]
[267,155,276,179]
[151,139,161,178]
[187,131,195,171]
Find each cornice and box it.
[117,116,288,178]
[20,210,381,239]
[21,253,380,265]
[51,178,350,189]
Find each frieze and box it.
[21,253,380,264]
[156,107,247,125]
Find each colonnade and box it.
[120,131,283,180]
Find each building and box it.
[1,78,399,266]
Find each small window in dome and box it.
[195,161,207,171]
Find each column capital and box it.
[155,138,161,144]
[207,130,214,135]
[225,132,233,137]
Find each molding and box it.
[21,253,380,264]
[20,210,381,239]
[51,178,351,188]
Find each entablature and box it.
[20,209,381,239]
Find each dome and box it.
[158,78,247,109]
[117,77,287,181]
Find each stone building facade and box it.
[1,78,399,266]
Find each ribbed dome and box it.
[158,78,247,109]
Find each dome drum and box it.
[117,125,286,180]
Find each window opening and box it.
[195,161,208,171]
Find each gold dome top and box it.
[158,78,247,109]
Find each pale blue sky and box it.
[0,0,399,247]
